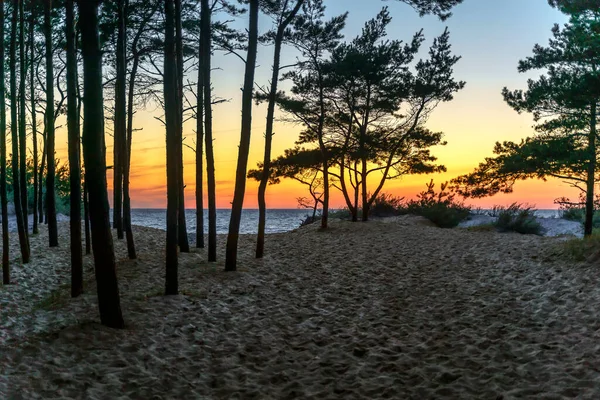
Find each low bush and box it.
[369,193,406,217]
[406,180,470,228]
[493,203,543,235]
[561,207,585,222]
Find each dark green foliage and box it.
[561,207,585,221]
[406,180,470,228]
[369,193,405,217]
[452,3,600,236]
[493,203,543,235]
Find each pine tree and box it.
[255,0,305,259]
[164,0,180,294]
[79,0,125,329]
[10,0,30,263]
[66,0,83,297]
[45,0,58,247]
[225,0,259,272]
[1,1,9,284]
[452,3,600,236]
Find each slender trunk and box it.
[45,0,58,247]
[39,131,46,224]
[164,0,179,295]
[10,0,29,263]
[30,5,38,235]
[200,0,216,262]
[84,180,91,255]
[256,0,304,259]
[1,2,9,283]
[196,25,204,249]
[79,0,124,329]
[119,0,135,259]
[18,0,27,231]
[353,160,359,221]
[115,0,127,244]
[585,101,597,237]
[361,157,368,221]
[317,76,328,229]
[225,0,259,272]
[66,0,83,297]
[174,0,189,253]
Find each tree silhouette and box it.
[66,0,83,298]
[45,0,58,247]
[1,2,9,284]
[225,0,259,272]
[164,0,180,294]
[79,0,125,329]
[255,0,305,259]
[10,0,30,263]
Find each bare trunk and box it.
[79,0,125,329]
[584,101,597,237]
[256,0,304,259]
[174,0,189,253]
[30,4,38,235]
[225,0,259,271]
[67,0,83,297]
[164,0,179,294]
[195,23,204,249]
[10,0,29,263]
[84,180,91,255]
[1,2,9,283]
[45,0,58,247]
[39,132,46,224]
[18,0,27,232]
[200,0,216,262]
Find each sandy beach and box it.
[1,216,600,398]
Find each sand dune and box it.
[1,216,600,399]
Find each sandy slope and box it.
[1,216,600,399]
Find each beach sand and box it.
[1,216,600,399]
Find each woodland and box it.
[0,0,595,334]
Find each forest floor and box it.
[1,216,600,399]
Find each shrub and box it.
[299,214,318,227]
[493,203,543,235]
[369,193,406,217]
[328,208,353,220]
[406,180,470,228]
[561,207,584,222]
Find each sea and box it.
[126,208,563,235]
[128,209,311,235]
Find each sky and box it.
[56,0,576,209]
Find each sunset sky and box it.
[56,0,576,209]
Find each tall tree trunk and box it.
[225,0,259,272]
[200,0,216,262]
[45,0,58,247]
[30,4,38,235]
[38,131,46,224]
[66,0,83,297]
[361,157,368,221]
[1,1,9,283]
[18,0,28,231]
[164,0,179,295]
[79,0,125,329]
[256,0,304,259]
[317,72,328,229]
[585,101,597,237]
[83,180,91,255]
[195,26,204,249]
[114,0,127,241]
[174,0,189,253]
[10,0,29,263]
[121,0,136,260]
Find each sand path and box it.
[1,216,600,399]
